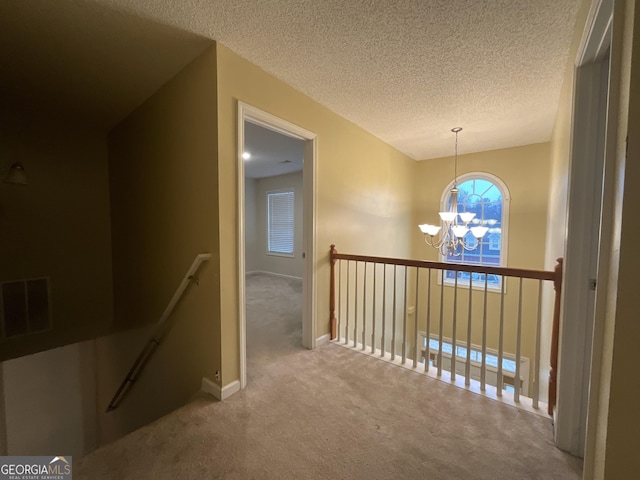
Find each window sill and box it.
[439,278,505,293]
[267,251,295,258]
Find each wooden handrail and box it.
[106,253,211,412]
[329,245,564,413]
[331,250,557,281]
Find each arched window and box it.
[441,173,509,288]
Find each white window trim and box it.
[266,188,295,258]
[438,172,510,291]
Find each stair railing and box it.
[329,245,563,413]
[106,253,211,412]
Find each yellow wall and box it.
[104,45,221,436]
[0,109,113,361]
[216,43,416,385]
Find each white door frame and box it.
[556,0,618,457]
[237,101,318,389]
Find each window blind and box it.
[267,190,294,255]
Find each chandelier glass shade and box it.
[419,128,489,256]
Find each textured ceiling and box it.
[1,0,581,160]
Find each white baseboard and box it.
[201,378,241,401]
[246,270,302,281]
[316,333,331,346]
[201,377,219,399]
[221,380,241,399]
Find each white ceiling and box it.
[1,0,581,160]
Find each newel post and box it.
[548,257,563,416]
[330,245,338,340]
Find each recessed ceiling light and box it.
[242,152,251,160]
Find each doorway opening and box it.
[237,103,317,389]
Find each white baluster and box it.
[413,268,420,369]
[362,262,367,351]
[497,277,506,397]
[533,279,543,409]
[425,268,432,373]
[451,272,458,381]
[438,269,444,377]
[338,260,342,341]
[381,264,387,357]
[371,263,377,354]
[465,274,473,386]
[402,266,408,364]
[514,277,524,403]
[481,275,488,391]
[354,261,358,348]
[391,265,397,361]
[345,261,350,345]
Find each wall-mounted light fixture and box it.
[4,162,27,185]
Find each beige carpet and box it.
[76,273,582,479]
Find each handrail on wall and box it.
[329,245,563,415]
[106,253,211,413]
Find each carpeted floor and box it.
[76,273,583,479]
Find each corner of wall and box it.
[201,377,240,400]
[101,43,222,445]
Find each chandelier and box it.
[418,127,488,256]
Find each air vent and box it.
[1,278,51,339]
